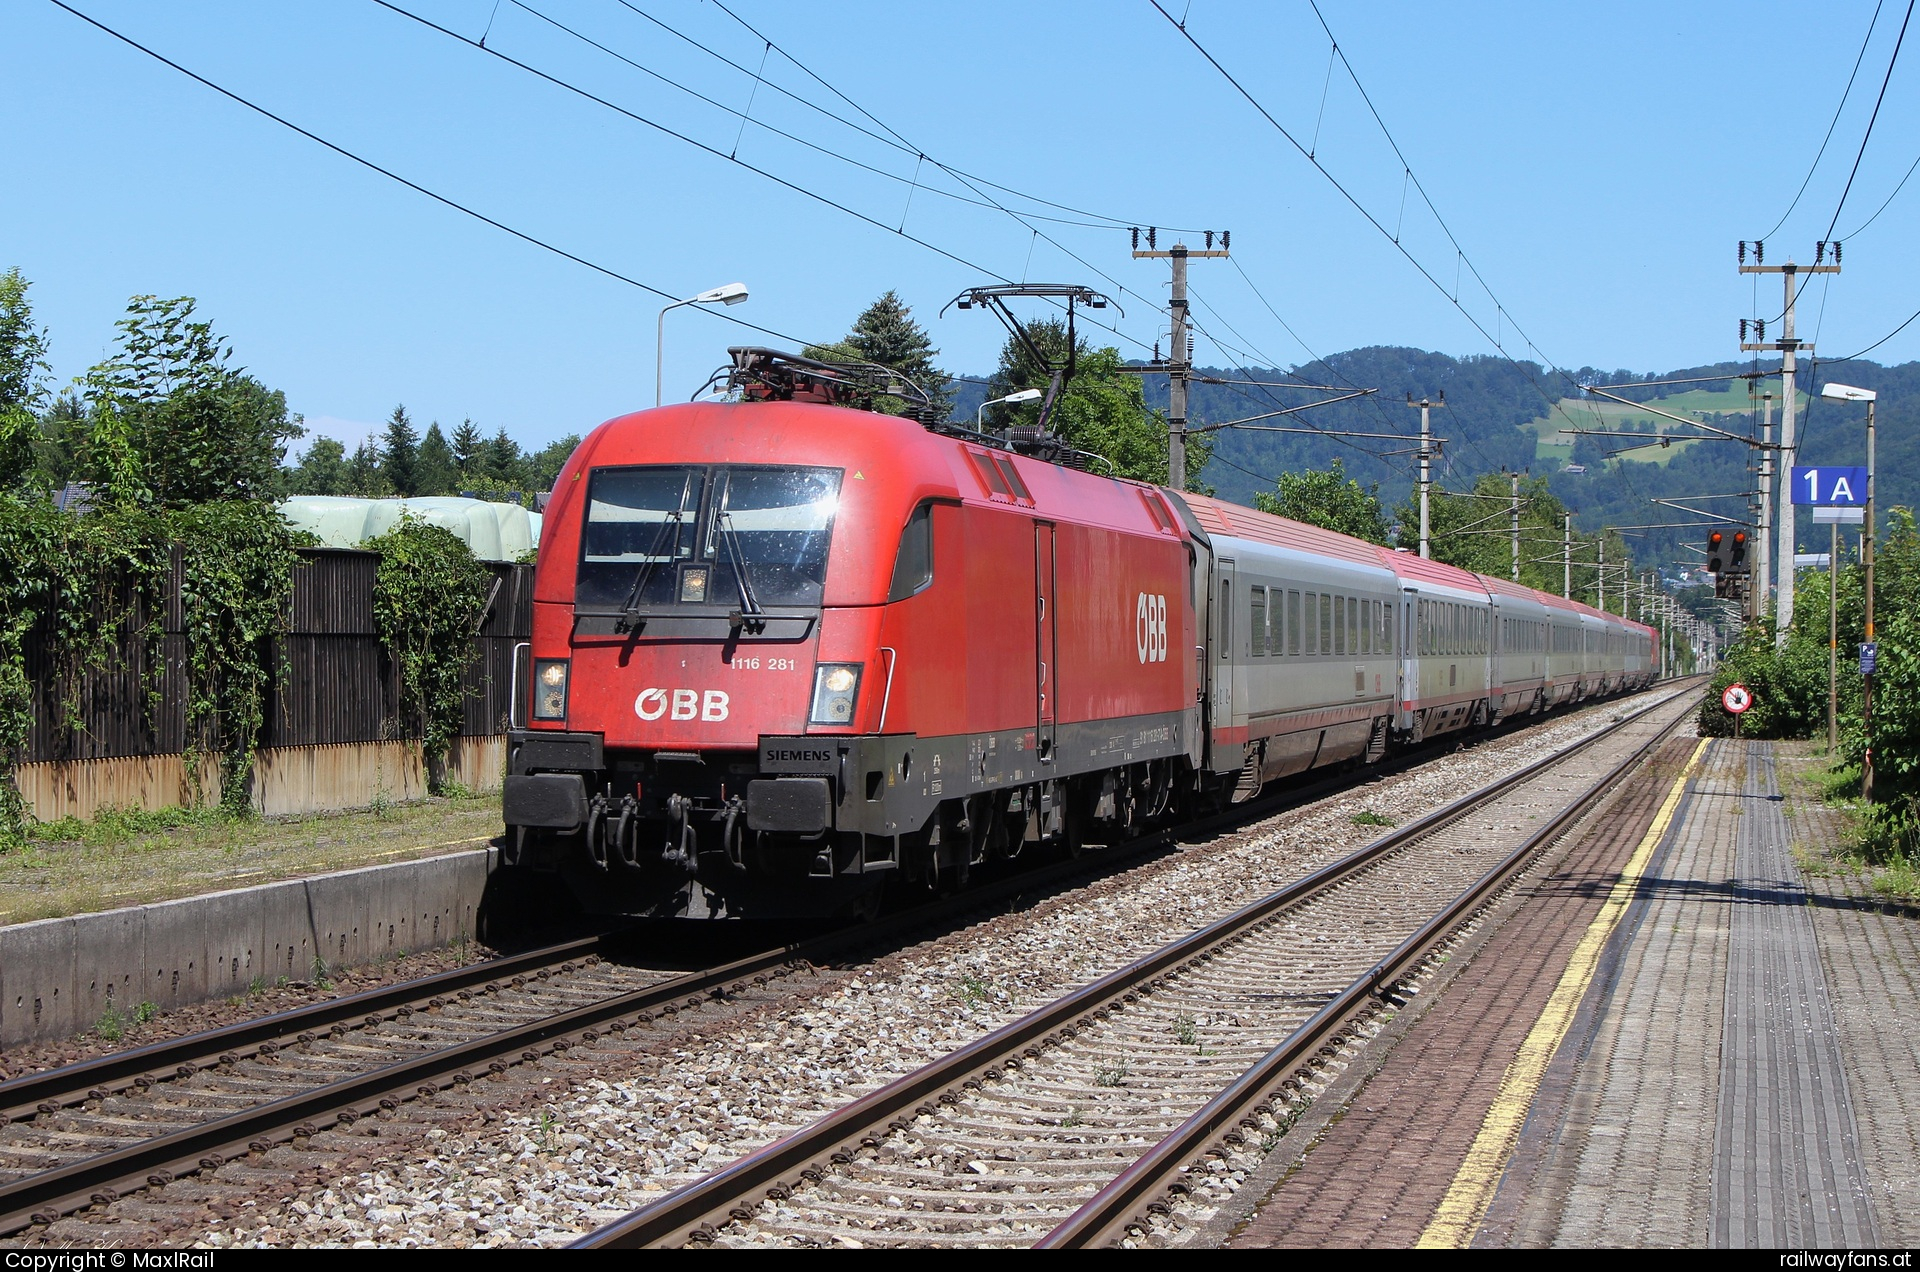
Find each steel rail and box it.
[1036,692,1695,1247]
[572,683,1697,1249]
[0,704,1477,1236]
[0,680,1691,1238]
[0,932,617,1124]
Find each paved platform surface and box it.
[1227,737,1916,1249]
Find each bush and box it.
[365,516,490,788]
[1699,627,1836,739]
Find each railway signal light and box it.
[1727,530,1749,574]
[1707,530,1725,575]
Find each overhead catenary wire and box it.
[44,0,819,350]
[1755,0,1885,240]
[1152,2,1615,457]
[1824,0,1916,240]
[369,0,1167,359]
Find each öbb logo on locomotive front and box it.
[1136,592,1168,664]
[634,688,732,722]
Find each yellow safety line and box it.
[1415,736,1709,1249]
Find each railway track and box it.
[0,681,1697,1244]
[574,684,1698,1249]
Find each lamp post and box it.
[978,387,1043,430]
[1820,382,1877,797]
[657,283,749,407]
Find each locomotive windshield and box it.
[577,464,842,611]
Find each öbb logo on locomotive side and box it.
[634,689,731,722]
[1135,592,1168,663]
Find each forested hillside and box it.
[955,346,1920,571]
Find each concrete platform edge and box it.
[0,845,496,1050]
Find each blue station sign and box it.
[1791,466,1868,506]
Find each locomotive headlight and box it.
[533,659,570,720]
[809,663,862,726]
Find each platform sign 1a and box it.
[1791,466,1868,505]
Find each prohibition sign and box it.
[1722,683,1753,715]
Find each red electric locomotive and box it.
[506,350,1202,918]
[505,346,1659,920]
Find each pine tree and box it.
[483,427,522,484]
[416,422,457,496]
[808,291,953,418]
[450,418,482,476]
[345,438,388,496]
[381,405,419,496]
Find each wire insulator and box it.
[1148,226,1157,249]
[1834,240,1842,263]
[1755,239,1764,264]
[1221,230,1230,251]
[1130,227,1139,250]
[1738,240,1747,264]
[1204,230,1214,250]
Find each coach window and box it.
[1319,592,1334,656]
[1348,597,1360,656]
[1250,585,1268,657]
[1332,593,1346,656]
[887,503,935,601]
[1287,590,1302,656]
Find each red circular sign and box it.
[1722,683,1753,714]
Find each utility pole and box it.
[1597,537,1606,612]
[1741,241,1840,645]
[1131,229,1229,490]
[1408,393,1442,558]
[1756,390,1773,621]
[1509,471,1521,581]
[1563,515,1572,599]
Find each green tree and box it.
[482,427,521,484]
[985,320,1211,487]
[525,434,578,492]
[0,268,50,490]
[1254,459,1389,544]
[450,418,483,476]
[289,437,349,495]
[77,295,301,508]
[804,291,953,418]
[345,439,388,496]
[381,405,419,496]
[415,422,457,496]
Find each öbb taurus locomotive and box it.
[502,349,1656,918]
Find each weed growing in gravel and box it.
[311,957,335,990]
[94,999,158,1042]
[954,975,993,1006]
[536,1108,561,1154]
[1094,1060,1129,1088]
[1061,1108,1083,1129]
[1175,1014,1198,1046]
[1350,810,1395,828]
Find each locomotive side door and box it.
[1034,520,1057,763]
[1214,558,1235,728]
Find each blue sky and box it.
[4,1,1916,454]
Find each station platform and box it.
[1218,736,1920,1249]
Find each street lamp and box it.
[657,283,749,407]
[1820,382,1877,798]
[978,387,1043,430]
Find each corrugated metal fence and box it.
[22,548,532,764]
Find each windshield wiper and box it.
[716,510,766,631]
[618,474,696,629]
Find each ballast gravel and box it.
[201,694,1680,1249]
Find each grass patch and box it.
[1871,855,1920,902]
[0,790,502,926]
[95,998,159,1043]
[1351,810,1396,828]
